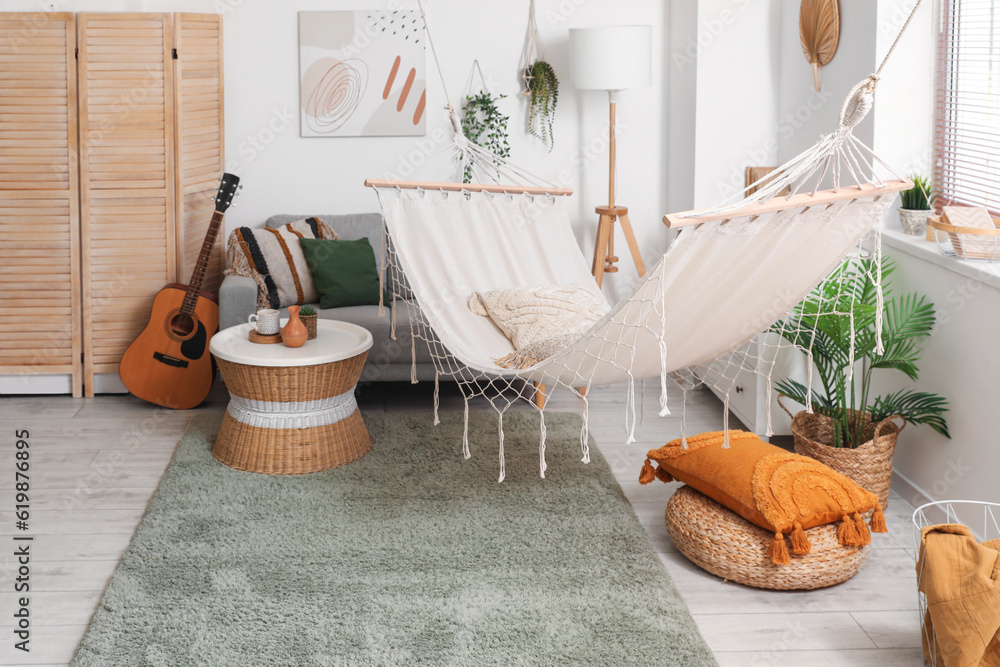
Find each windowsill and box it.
[881,227,1000,291]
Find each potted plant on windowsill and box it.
[898,174,935,236]
[774,256,950,508]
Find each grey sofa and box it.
[218,212,437,382]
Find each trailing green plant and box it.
[461,91,510,183]
[773,256,949,448]
[900,174,935,211]
[299,305,316,316]
[524,60,558,151]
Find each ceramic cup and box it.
[248,309,280,335]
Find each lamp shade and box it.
[569,26,652,91]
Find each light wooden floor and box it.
[0,380,923,666]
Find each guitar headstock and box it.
[212,173,241,213]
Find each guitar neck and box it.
[181,209,225,314]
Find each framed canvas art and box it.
[299,10,427,137]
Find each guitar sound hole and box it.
[170,312,195,337]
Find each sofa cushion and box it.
[265,213,414,301]
[300,237,384,309]
[469,283,608,349]
[225,216,337,309]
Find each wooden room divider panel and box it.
[0,11,223,397]
[77,13,177,396]
[0,14,83,396]
[174,13,225,295]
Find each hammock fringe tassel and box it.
[497,411,506,483]
[462,398,471,459]
[538,411,547,478]
[433,372,440,426]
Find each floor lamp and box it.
[569,26,652,287]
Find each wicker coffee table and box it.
[209,320,373,475]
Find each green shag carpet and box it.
[72,411,716,666]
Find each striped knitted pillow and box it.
[224,217,338,309]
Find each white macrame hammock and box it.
[364,1,923,481]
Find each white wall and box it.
[873,0,935,232]
[874,242,1000,510]
[691,0,781,209]
[665,0,698,216]
[777,0,878,163]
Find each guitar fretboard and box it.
[181,209,224,315]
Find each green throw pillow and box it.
[299,237,384,309]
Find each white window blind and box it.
[935,0,1000,215]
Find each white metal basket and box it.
[912,500,1000,666]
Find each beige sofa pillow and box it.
[224,216,338,309]
[469,283,609,353]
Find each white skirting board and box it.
[0,374,74,395]
[0,373,127,396]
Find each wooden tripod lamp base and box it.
[592,205,645,288]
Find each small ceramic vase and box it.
[281,305,308,348]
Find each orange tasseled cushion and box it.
[640,430,887,563]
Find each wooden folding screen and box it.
[77,13,177,396]
[0,11,223,397]
[0,14,82,396]
[174,13,225,295]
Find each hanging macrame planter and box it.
[461,60,510,183]
[519,0,559,151]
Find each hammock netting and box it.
[368,2,918,480]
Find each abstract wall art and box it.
[299,10,426,137]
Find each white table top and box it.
[210,319,373,367]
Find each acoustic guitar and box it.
[119,173,240,409]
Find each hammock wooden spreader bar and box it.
[662,178,913,229]
[365,179,573,197]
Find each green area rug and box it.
[73,411,716,666]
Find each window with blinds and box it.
[934,0,1000,214]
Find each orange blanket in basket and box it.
[918,523,1000,666]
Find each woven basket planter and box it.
[779,396,905,509]
[301,313,318,340]
[664,485,870,590]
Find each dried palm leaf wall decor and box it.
[800,0,840,92]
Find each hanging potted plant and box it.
[898,174,935,236]
[518,0,558,151]
[461,89,510,184]
[523,60,558,151]
[773,256,950,508]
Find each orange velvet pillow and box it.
[640,430,888,564]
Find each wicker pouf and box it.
[664,485,871,590]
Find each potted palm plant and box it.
[774,256,949,507]
[898,174,934,236]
